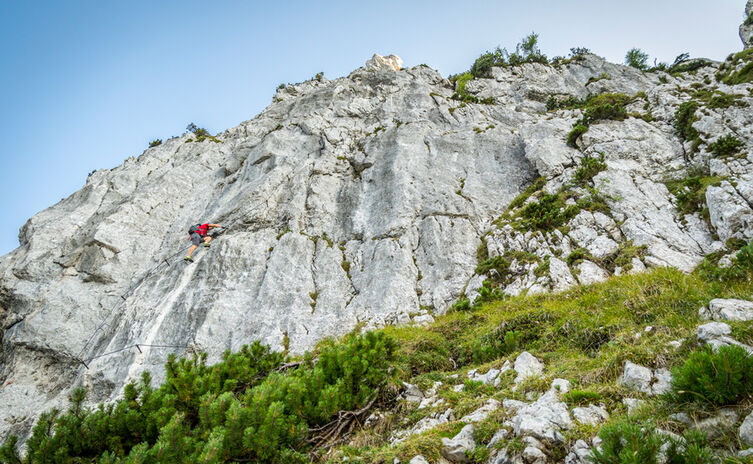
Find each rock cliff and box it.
[1,8,753,442]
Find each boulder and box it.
[701,298,753,322]
[514,352,544,383]
[441,424,476,463]
[460,399,500,423]
[572,404,609,426]
[741,411,753,447]
[509,390,573,442]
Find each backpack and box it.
[188,223,202,235]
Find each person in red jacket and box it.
[184,223,222,262]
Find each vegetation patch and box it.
[0,334,397,463]
[592,420,717,463]
[707,134,745,158]
[665,344,753,408]
[186,122,221,143]
[148,139,162,148]
[573,153,607,186]
[716,48,753,85]
[664,172,723,218]
[560,93,633,147]
[673,101,700,142]
[698,238,753,282]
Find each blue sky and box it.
[0,0,746,257]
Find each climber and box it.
[184,223,222,262]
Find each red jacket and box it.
[196,223,210,237]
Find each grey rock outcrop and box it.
[572,404,609,426]
[700,298,753,321]
[2,1,753,441]
[741,0,753,49]
[441,424,476,463]
[506,380,573,443]
[741,411,753,446]
[619,361,672,395]
[513,351,543,384]
[697,322,753,353]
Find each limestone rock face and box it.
[2,10,753,442]
[741,0,753,49]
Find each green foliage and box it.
[517,193,579,231]
[707,92,740,109]
[148,139,162,148]
[708,135,744,158]
[665,173,723,217]
[562,93,631,147]
[666,344,753,408]
[186,123,220,143]
[667,56,712,75]
[1,334,397,463]
[674,101,700,141]
[699,239,753,282]
[625,48,649,70]
[570,47,591,57]
[716,48,753,85]
[573,153,607,186]
[580,94,629,126]
[507,177,546,210]
[567,124,588,147]
[591,420,716,464]
[450,72,486,104]
[470,51,502,78]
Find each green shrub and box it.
[625,48,649,70]
[470,50,503,78]
[186,123,219,143]
[567,124,588,147]
[667,344,753,407]
[471,329,520,363]
[707,92,739,109]
[450,72,480,103]
[708,134,744,157]
[574,153,607,186]
[0,334,397,463]
[570,47,591,57]
[476,255,511,277]
[674,101,700,141]
[668,58,711,75]
[591,420,716,464]
[665,173,722,216]
[581,100,628,126]
[507,177,546,209]
[517,194,579,231]
[566,248,589,265]
[716,48,753,85]
[148,139,162,148]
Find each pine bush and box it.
[667,344,753,407]
[591,420,716,464]
[0,334,397,464]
